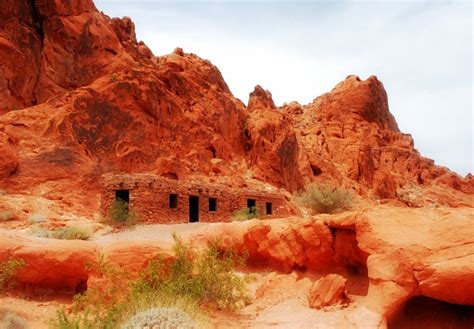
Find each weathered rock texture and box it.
[0,0,472,214]
[307,274,348,309]
[1,206,471,327]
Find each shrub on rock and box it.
[297,183,352,214]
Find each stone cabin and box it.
[100,173,294,223]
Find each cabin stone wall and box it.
[100,174,293,223]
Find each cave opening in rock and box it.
[311,164,322,176]
[388,296,474,329]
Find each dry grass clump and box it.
[0,312,28,329]
[121,307,197,329]
[297,183,352,214]
[28,226,52,238]
[0,211,13,222]
[0,258,26,294]
[53,227,92,240]
[27,213,46,223]
[231,207,260,221]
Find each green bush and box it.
[135,235,249,310]
[0,258,26,294]
[53,227,92,241]
[297,183,352,214]
[106,200,137,225]
[50,236,248,328]
[231,207,260,221]
[0,211,13,222]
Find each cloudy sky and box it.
[95,0,473,176]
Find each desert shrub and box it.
[53,227,92,241]
[134,235,249,310]
[29,227,52,238]
[121,307,197,329]
[51,236,248,328]
[0,258,26,294]
[0,211,13,222]
[27,213,46,223]
[297,183,352,214]
[106,200,137,225]
[231,207,260,221]
[0,312,28,329]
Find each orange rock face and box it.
[0,0,471,211]
[307,274,348,309]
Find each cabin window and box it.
[209,198,217,212]
[115,190,129,203]
[266,202,273,215]
[169,194,178,209]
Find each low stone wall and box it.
[100,174,293,223]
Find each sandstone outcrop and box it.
[308,274,348,309]
[0,0,471,212]
[285,75,473,204]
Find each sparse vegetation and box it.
[53,227,92,241]
[28,227,52,238]
[0,211,13,222]
[106,200,138,226]
[27,213,46,223]
[121,307,197,329]
[135,235,249,310]
[0,312,28,329]
[231,207,260,221]
[297,183,352,214]
[0,258,26,294]
[50,235,248,329]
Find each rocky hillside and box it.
[0,0,472,214]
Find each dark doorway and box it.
[115,190,129,203]
[266,202,273,215]
[189,196,199,222]
[209,198,217,212]
[247,198,256,214]
[169,194,178,209]
[247,199,256,208]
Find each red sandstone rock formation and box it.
[0,0,472,212]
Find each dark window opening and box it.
[115,190,129,203]
[209,198,217,212]
[189,196,199,222]
[247,199,256,214]
[169,194,178,209]
[266,202,273,215]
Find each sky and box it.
[95,0,473,176]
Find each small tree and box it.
[297,183,352,214]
